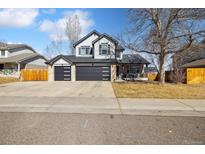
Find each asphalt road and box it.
[0,112,204,145]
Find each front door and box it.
[0,64,4,69]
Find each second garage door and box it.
[76,66,110,81]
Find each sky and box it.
[0,8,128,54]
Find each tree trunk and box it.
[159,55,165,84]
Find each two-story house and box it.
[0,43,47,77]
[46,30,150,81]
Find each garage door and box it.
[76,66,110,81]
[54,66,71,81]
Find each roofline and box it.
[118,62,150,64]
[73,30,101,47]
[120,54,151,64]
[181,58,205,68]
[0,44,37,53]
[92,33,118,45]
[45,55,73,65]
[72,61,117,64]
[19,54,47,63]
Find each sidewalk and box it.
[0,96,205,117]
[118,98,205,117]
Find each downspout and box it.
[17,63,21,79]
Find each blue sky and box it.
[0,8,128,54]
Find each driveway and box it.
[0,81,116,98]
[0,81,205,117]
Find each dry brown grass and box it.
[112,82,205,99]
[0,77,19,84]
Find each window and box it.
[116,51,121,58]
[79,46,91,55]
[100,43,110,55]
[0,50,5,57]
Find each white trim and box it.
[53,58,71,66]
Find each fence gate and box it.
[21,69,48,81]
[187,68,205,84]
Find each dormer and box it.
[73,30,101,57]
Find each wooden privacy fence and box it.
[187,68,205,84]
[147,73,158,81]
[21,69,48,81]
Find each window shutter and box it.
[108,45,110,54]
[99,45,102,55]
[79,47,81,55]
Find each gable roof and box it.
[118,54,150,64]
[0,53,46,63]
[92,33,118,45]
[116,44,124,51]
[181,58,205,68]
[0,43,36,53]
[174,43,205,65]
[45,54,72,65]
[73,30,101,47]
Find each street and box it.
[0,112,204,144]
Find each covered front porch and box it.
[0,63,22,78]
[116,63,148,81]
[116,54,150,81]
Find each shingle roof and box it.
[0,43,36,53]
[0,53,43,63]
[46,53,150,65]
[72,30,124,51]
[65,55,117,63]
[73,30,101,47]
[116,44,124,51]
[46,55,117,65]
[174,43,205,65]
[92,33,118,45]
[144,67,158,73]
[181,58,205,68]
[118,54,150,64]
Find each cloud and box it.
[39,10,94,41]
[7,41,23,44]
[41,9,56,15]
[0,9,39,27]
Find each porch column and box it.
[17,63,21,78]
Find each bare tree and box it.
[65,14,82,54]
[119,9,205,84]
[43,34,65,59]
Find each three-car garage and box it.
[54,65,110,81]
[47,56,115,82]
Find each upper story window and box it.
[0,50,6,57]
[100,43,110,55]
[79,46,91,55]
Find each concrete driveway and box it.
[0,81,116,98]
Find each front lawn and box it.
[112,82,205,99]
[0,77,19,84]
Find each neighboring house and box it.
[173,40,205,68]
[46,30,150,81]
[173,42,205,83]
[0,43,47,77]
